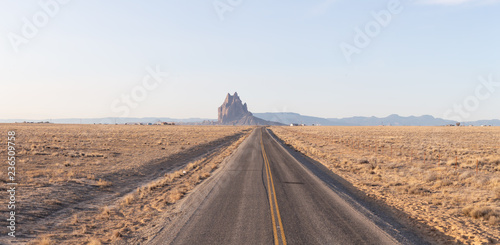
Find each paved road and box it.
[151,128,412,245]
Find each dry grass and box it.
[31,236,52,245]
[96,179,112,188]
[167,188,185,204]
[99,206,111,219]
[121,193,135,206]
[271,126,500,244]
[38,238,51,245]
[87,238,101,245]
[73,129,249,244]
[463,206,500,222]
[0,123,252,244]
[70,214,79,225]
[112,230,122,239]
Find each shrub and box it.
[463,206,499,220]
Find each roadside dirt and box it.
[0,124,252,244]
[270,126,500,245]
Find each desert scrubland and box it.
[271,126,500,245]
[0,124,252,244]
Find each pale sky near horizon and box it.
[1,0,499,121]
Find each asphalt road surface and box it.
[150,128,423,245]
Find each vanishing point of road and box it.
[149,128,428,245]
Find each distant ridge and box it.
[253,112,338,126]
[0,117,212,125]
[255,112,500,126]
[328,114,455,126]
[2,113,498,126]
[467,119,500,126]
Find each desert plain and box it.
[271,126,500,244]
[0,124,499,244]
[0,124,252,244]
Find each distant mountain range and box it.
[254,113,500,126]
[2,113,499,126]
[0,117,211,124]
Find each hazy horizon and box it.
[2,0,499,121]
[2,111,500,122]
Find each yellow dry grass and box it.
[0,123,252,244]
[271,126,500,245]
[87,238,102,245]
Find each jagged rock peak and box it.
[218,92,251,124]
[217,92,283,126]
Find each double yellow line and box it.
[261,130,287,245]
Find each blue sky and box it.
[1,0,499,121]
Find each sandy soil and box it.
[0,124,252,244]
[270,126,500,245]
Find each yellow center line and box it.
[262,137,279,244]
[261,129,287,245]
[265,148,287,245]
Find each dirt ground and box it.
[0,124,252,244]
[3,124,499,244]
[270,126,500,245]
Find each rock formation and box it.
[217,92,282,125]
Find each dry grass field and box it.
[0,124,252,244]
[271,126,500,245]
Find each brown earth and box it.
[270,126,500,245]
[0,124,252,244]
